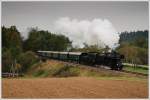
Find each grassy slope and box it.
[25,60,148,81]
[123,65,148,75]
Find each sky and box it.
[1,1,149,48]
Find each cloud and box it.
[53,17,119,48]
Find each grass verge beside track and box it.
[123,65,148,75]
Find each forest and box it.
[2,26,148,73]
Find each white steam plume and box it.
[53,17,119,48]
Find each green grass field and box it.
[123,65,148,75]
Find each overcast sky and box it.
[2,1,149,39]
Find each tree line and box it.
[2,26,71,73]
[117,30,148,65]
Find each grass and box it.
[123,65,148,75]
[32,64,81,77]
[80,70,122,77]
[33,70,49,77]
[49,65,80,77]
[123,63,148,69]
[31,63,123,78]
[22,60,148,82]
[95,76,148,82]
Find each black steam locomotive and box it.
[37,51,124,70]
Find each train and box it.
[37,51,124,70]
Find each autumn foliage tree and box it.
[117,30,148,65]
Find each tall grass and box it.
[123,65,148,75]
[29,60,147,78]
[33,64,80,77]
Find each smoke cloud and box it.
[53,17,119,48]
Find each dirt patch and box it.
[2,77,148,98]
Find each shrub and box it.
[18,51,39,73]
[32,64,81,77]
[33,70,45,77]
[49,64,80,77]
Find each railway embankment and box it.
[24,59,148,80]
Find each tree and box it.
[2,26,22,50]
[119,30,148,49]
[24,28,72,52]
[117,30,148,65]
[2,26,23,73]
[117,43,148,65]
[2,48,13,72]
[117,44,137,63]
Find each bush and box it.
[32,64,80,77]
[18,51,39,73]
[33,70,45,77]
[49,65,80,77]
